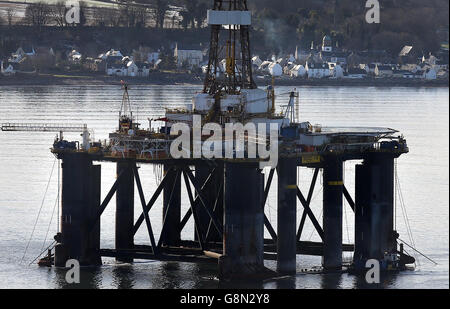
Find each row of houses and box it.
[250,57,443,80]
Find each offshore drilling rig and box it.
[3,0,415,281]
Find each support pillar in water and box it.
[276,158,297,274]
[55,153,101,267]
[354,153,396,269]
[220,162,265,279]
[162,165,181,246]
[322,156,343,271]
[115,161,134,263]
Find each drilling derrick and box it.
[203,0,256,96]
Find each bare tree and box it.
[24,2,52,28]
[92,7,112,27]
[155,0,169,29]
[109,9,122,27]
[52,1,67,27]
[6,8,16,26]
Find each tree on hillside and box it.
[52,1,67,27]
[24,2,52,28]
[6,8,15,26]
[155,0,169,28]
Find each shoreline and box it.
[0,72,448,88]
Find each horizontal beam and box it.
[99,249,217,264]
[207,10,251,25]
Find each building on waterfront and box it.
[0,61,18,76]
[174,45,203,69]
[306,61,331,79]
[375,64,394,77]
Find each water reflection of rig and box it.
[7,0,415,280]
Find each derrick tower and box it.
[203,0,256,96]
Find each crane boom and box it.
[1,122,91,150]
[1,123,87,132]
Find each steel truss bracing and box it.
[84,161,359,263]
[203,0,256,95]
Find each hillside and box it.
[0,0,448,58]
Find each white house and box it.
[258,61,272,73]
[269,62,283,77]
[290,64,307,78]
[423,68,437,80]
[360,63,377,75]
[9,46,36,63]
[330,63,344,78]
[322,35,332,53]
[100,49,123,60]
[346,68,367,79]
[126,61,138,77]
[136,62,150,77]
[147,52,160,64]
[252,56,263,67]
[174,45,203,68]
[1,61,17,76]
[107,65,127,76]
[68,50,82,63]
[375,65,394,77]
[306,62,330,79]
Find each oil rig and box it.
[3,0,414,281]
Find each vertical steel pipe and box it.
[276,158,297,274]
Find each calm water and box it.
[0,85,448,289]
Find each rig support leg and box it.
[354,153,396,269]
[220,163,265,280]
[322,156,343,271]
[162,165,181,246]
[115,161,134,263]
[276,158,297,274]
[55,153,101,267]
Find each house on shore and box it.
[8,46,36,63]
[1,61,18,76]
[306,61,330,79]
[289,64,306,78]
[345,68,367,79]
[375,65,394,77]
[174,45,203,69]
[423,68,437,80]
[126,61,150,77]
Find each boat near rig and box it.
[2,0,415,280]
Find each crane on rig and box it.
[1,123,91,150]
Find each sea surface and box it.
[0,84,448,289]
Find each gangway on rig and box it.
[1,123,91,150]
